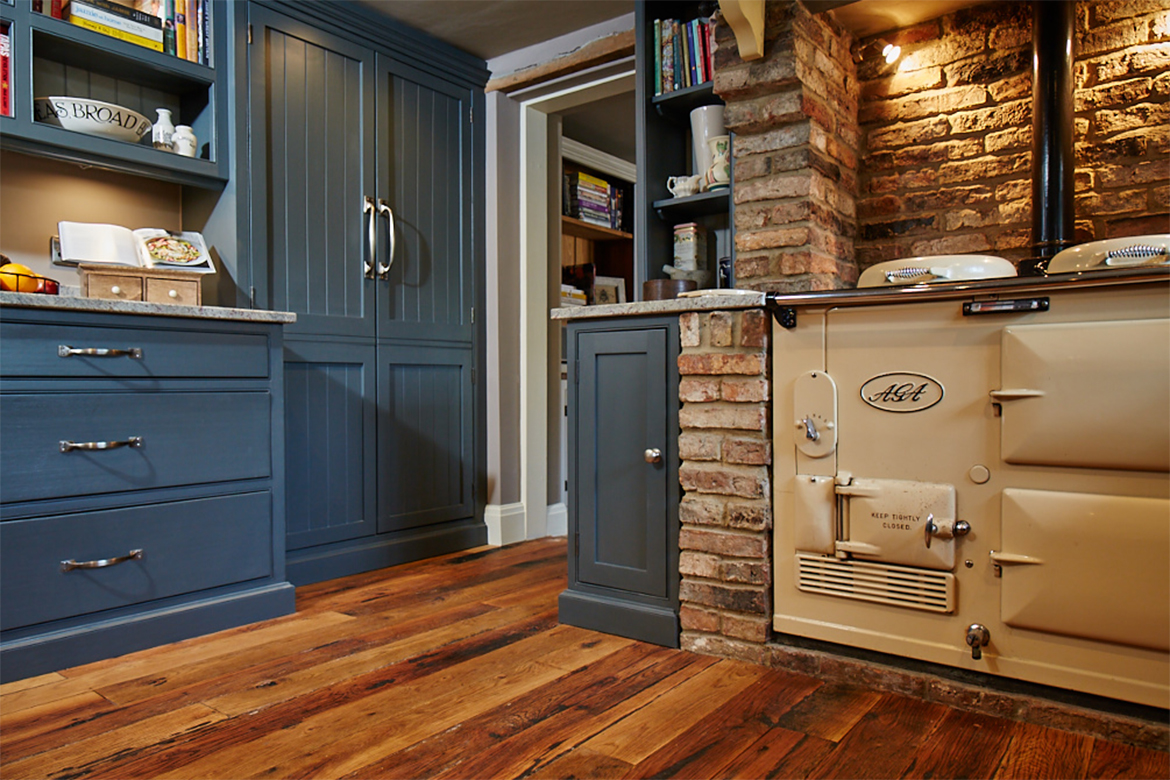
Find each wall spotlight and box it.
[854,37,903,65]
[879,39,902,64]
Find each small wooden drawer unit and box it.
[79,264,203,306]
[0,303,294,682]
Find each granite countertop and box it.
[0,291,297,324]
[550,290,766,320]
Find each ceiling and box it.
[356,0,634,61]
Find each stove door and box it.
[998,488,1170,651]
[836,478,958,570]
[995,319,1170,472]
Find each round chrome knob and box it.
[643,448,662,464]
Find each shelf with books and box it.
[562,215,632,243]
[636,1,731,294]
[561,159,635,305]
[0,0,226,187]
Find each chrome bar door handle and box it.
[60,436,144,453]
[363,196,377,279]
[61,549,143,572]
[58,345,143,359]
[376,199,395,280]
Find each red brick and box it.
[679,604,721,633]
[679,580,770,615]
[740,310,769,348]
[679,463,769,498]
[720,377,769,403]
[680,527,767,558]
[723,437,772,465]
[736,227,809,252]
[726,502,772,532]
[679,551,722,579]
[678,431,721,461]
[708,312,734,347]
[679,496,726,527]
[677,353,766,377]
[682,633,770,665]
[723,560,772,587]
[679,312,701,348]
[679,377,720,403]
[722,613,772,642]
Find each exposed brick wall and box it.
[1075,0,1170,240]
[856,0,1170,274]
[676,309,773,664]
[714,3,860,292]
[855,3,1034,270]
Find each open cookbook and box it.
[57,221,216,274]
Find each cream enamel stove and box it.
[767,242,1170,708]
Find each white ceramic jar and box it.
[172,125,197,157]
[152,108,175,150]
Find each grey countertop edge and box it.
[551,292,767,320]
[0,292,297,324]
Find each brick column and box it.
[676,308,773,664]
[713,2,860,292]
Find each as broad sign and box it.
[860,372,944,413]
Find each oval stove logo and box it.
[860,372,944,413]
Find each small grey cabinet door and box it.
[575,326,670,596]
[249,6,377,339]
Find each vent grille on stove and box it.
[795,554,956,613]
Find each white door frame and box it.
[517,59,636,540]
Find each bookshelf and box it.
[636,0,732,293]
[560,151,635,306]
[0,0,226,187]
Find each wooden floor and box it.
[1,538,1166,780]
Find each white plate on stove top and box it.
[858,255,1016,287]
[1047,234,1170,273]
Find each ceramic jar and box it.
[689,104,725,178]
[172,125,197,157]
[704,135,731,190]
[152,108,175,150]
[672,222,707,271]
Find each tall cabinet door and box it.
[249,5,377,339]
[374,57,478,534]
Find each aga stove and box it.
[767,248,1169,708]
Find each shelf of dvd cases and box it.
[0,0,226,188]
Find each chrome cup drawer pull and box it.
[61,549,144,573]
[58,345,143,359]
[60,436,144,453]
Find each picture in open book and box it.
[57,221,216,274]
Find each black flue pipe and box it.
[1029,0,1076,269]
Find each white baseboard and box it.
[484,502,526,547]
[546,502,568,537]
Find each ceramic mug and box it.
[704,135,731,190]
[667,174,702,198]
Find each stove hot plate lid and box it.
[1047,234,1170,274]
[857,254,1017,288]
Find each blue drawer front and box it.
[0,491,273,631]
[0,392,271,504]
[0,322,270,379]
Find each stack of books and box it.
[44,0,210,63]
[563,171,625,232]
[653,15,715,96]
[559,284,587,307]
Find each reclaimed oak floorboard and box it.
[1,537,1165,780]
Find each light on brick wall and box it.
[853,37,901,65]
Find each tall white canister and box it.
[690,104,725,177]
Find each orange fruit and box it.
[0,263,41,293]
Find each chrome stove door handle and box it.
[363,196,376,280]
[376,199,395,281]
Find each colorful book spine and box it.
[653,19,662,96]
[0,24,9,119]
[661,19,674,94]
[185,0,197,62]
[163,0,175,55]
[82,0,163,29]
[175,0,187,60]
[69,17,163,50]
[672,20,682,91]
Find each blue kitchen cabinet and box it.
[245,2,487,584]
[0,303,295,682]
[559,315,682,647]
